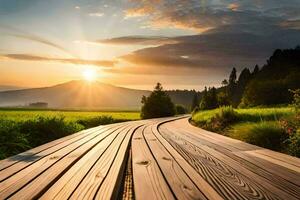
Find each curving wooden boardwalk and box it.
[0,116,299,200]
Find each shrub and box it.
[20,116,83,146]
[175,105,187,115]
[77,115,125,128]
[229,121,287,151]
[201,106,238,132]
[0,119,29,159]
[285,130,300,157]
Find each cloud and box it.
[118,27,300,75]
[123,0,300,32]
[0,24,77,58]
[97,36,178,46]
[89,12,104,17]
[1,54,116,67]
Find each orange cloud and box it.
[1,54,116,68]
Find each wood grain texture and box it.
[1,116,299,200]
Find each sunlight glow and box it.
[83,69,96,82]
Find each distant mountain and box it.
[0,85,28,92]
[0,80,198,109]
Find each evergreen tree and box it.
[141,83,175,119]
[229,67,237,85]
[199,87,218,110]
[191,93,199,111]
[252,65,259,75]
[199,87,208,110]
[228,67,237,105]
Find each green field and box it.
[0,109,140,122]
[192,106,300,157]
[0,108,140,159]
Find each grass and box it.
[192,107,294,124]
[0,109,140,159]
[192,106,299,157]
[0,109,140,122]
[228,121,286,151]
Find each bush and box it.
[0,120,29,159]
[20,116,83,146]
[77,115,125,128]
[175,105,187,115]
[285,130,300,157]
[141,83,175,119]
[229,121,287,151]
[200,106,238,132]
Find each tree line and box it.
[194,46,300,110]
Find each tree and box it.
[175,104,187,114]
[227,67,237,105]
[229,67,237,85]
[199,87,218,110]
[217,91,230,106]
[252,65,259,75]
[191,93,199,111]
[199,87,208,110]
[140,83,175,119]
[221,79,228,87]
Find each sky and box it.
[0,0,300,91]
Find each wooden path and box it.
[0,116,299,200]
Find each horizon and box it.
[1,0,300,90]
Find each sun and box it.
[83,69,96,82]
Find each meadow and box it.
[0,108,140,159]
[0,109,140,122]
[192,106,300,157]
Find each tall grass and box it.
[191,106,299,157]
[228,122,286,151]
[0,110,140,160]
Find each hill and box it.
[0,85,28,92]
[0,80,198,109]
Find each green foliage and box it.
[175,104,187,115]
[0,110,139,159]
[240,47,300,107]
[199,87,218,110]
[141,83,175,119]
[229,122,286,151]
[285,130,300,157]
[290,89,300,112]
[279,113,300,156]
[20,116,83,146]
[217,91,230,106]
[0,119,29,159]
[191,93,199,111]
[194,106,238,132]
[0,109,140,122]
[77,115,126,128]
[192,107,299,156]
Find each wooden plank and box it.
[162,119,300,185]
[143,125,207,199]
[159,122,291,200]
[0,125,114,181]
[151,125,223,200]
[68,124,136,200]
[0,124,124,199]
[0,126,102,171]
[39,125,131,199]
[94,124,143,200]
[132,125,174,200]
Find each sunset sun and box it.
[83,69,96,82]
